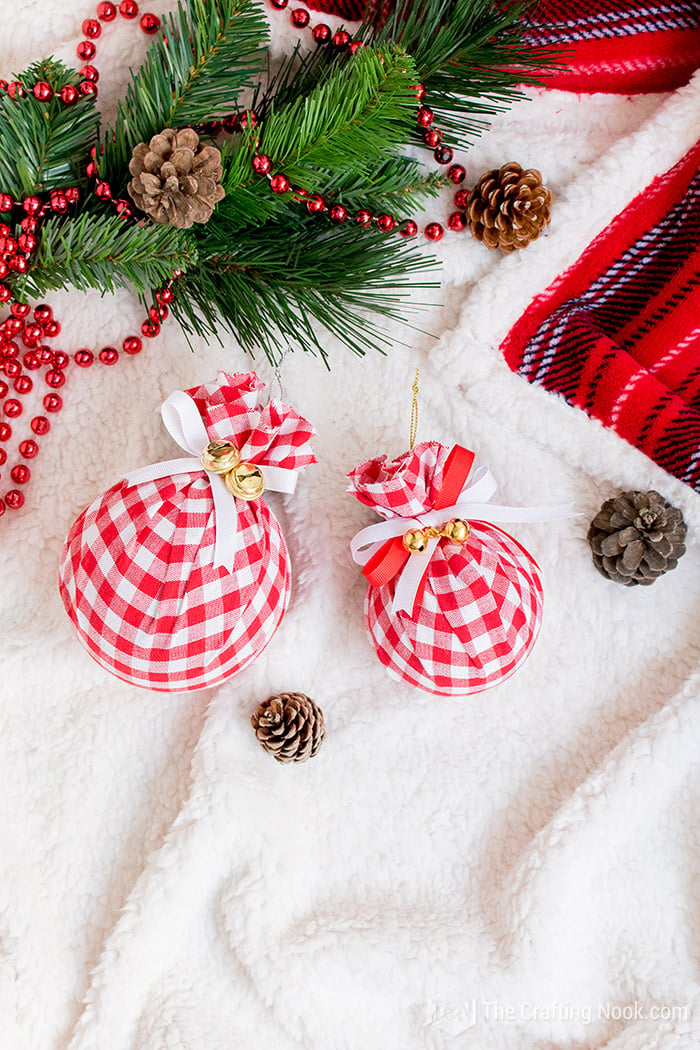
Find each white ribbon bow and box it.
[351,465,575,614]
[123,389,300,570]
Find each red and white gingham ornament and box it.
[349,441,570,696]
[59,371,315,692]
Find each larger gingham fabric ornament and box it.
[349,442,570,696]
[59,372,315,692]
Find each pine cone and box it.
[127,128,225,229]
[587,490,687,586]
[252,692,325,763]
[466,161,552,253]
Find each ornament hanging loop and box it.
[409,368,419,451]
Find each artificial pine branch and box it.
[0,59,99,197]
[15,211,196,297]
[171,220,437,361]
[99,0,268,193]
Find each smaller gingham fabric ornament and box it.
[349,443,571,696]
[59,372,315,691]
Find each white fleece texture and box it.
[2,3,700,1049]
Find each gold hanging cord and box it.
[409,368,419,451]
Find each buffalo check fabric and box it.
[348,444,543,696]
[59,372,315,692]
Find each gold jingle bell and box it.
[224,461,265,501]
[444,518,470,545]
[403,527,427,555]
[201,441,240,475]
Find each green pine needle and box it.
[14,210,196,298]
[99,0,268,193]
[0,59,99,197]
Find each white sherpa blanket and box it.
[3,3,700,1048]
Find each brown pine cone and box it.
[252,692,325,763]
[587,490,687,586]
[466,161,552,253]
[127,128,225,229]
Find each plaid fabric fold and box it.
[501,140,700,493]
[349,443,543,696]
[59,372,316,692]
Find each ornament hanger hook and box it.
[409,368,419,451]
[268,346,292,404]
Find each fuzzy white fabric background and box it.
[2,3,700,1049]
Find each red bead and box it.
[270,0,288,8]
[238,110,256,130]
[0,286,10,304]
[376,213,396,232]
[424,222,444,241]
[454,189,469,208]
[22,196,41,216]
[3,361,20,378]
[269,174,290,194]
[82,18,102,37]
[45,369,65,388]
[0,194,13,212]
[424,129,441,148]
[14,375,32,394]
[448,211,467,231]
[31,416,50,435]
[140,12,160,33]
[60,85,79,105]
[157,287,174,305]
[291,7,309,25]
[94,181,111,200]
[17,234,37,254]
[349,41,364,54]
[355,210,372,227]
[252,154,272,175]
[99,346,119,365]
[5,490,24,509]
[0,422,10,439]
[173,268,184,278]
[50,193,68,216]
[434,145,453,165]
[74,349,94,367]
[329,204,348,223]
[43,320,60,338]
[120,0,138,16]
[122,336,142,355]
[86,161,98,179]
[1,343,18,359]
[9,257,28,274]
[447,164,466,184]
[8,81,25,100]
[312,23,331,43]
[22,352,40,370]
[97,1,117,20]
[64,187,79,204]
[19,439,38,458]
[416,106,433,127]
[79,81,98,98]
[11,302,30,318]
[43,393,62,412]
[413,83,426,101]
[52,351,69,369]
[0,224,9,237]
[115,200,132,218]
[5,318,22,333]
[0,381,6,397]
[332,30,350,46]
[33,304,52,323]
[4,399,22,417]
[36,347,53,364]
[10,464,29,484]
[77,40,97,61]
[0,81,6,93]
[141,320,159,338]
[0,263,8,280]
[33,81,53,101]
[0,449,5,465]
[306,194,325,214]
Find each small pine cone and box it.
[252,692,325,763]
[127,128,225,229]
[466,161,552,253]
[587,490,687,586]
